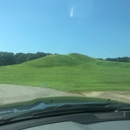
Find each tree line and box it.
[0,52,52,66]
[98,57,130,62]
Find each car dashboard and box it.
[0,111,130,130]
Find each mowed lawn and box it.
[0,53,130,92]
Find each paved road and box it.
[0,84,130,105]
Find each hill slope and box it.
[17,53,130,69]
[18,53,95,68]
[0,53,130,91]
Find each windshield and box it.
[0,0,130,108]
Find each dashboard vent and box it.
[95,112,125,119]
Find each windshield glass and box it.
[0,0,130,108]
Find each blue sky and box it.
[0,0,130,58]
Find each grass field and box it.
[0,53,130,92]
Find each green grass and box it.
[0,53,130,92]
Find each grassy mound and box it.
[0,53,130,91]
[18,53,95,68]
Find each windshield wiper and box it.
[0,102,117,124]
[0,102,115,115]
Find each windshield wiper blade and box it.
[0,101,115,115]
[0,102,117,124]
[32,103,117,118]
